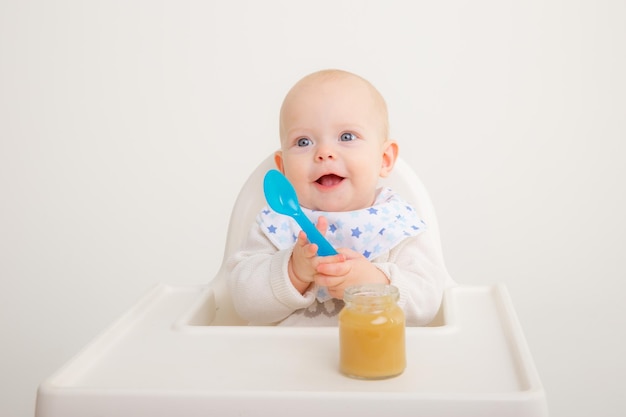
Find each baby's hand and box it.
[314,248,389,299]
[289,216,344,293]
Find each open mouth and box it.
[315,174,344,187]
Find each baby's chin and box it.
[303,198,372,213]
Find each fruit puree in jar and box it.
[339,284,405,379]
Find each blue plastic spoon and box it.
[263,169,337,256]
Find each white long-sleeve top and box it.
[226,188,455,326]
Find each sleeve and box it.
[225,224,317,325]
[373,231,455,326]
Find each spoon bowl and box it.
[263,169,337,256]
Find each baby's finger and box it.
[315,274,345,290]
[306,243,319,257]
[316,260,350,276]
[296,230,308,246]
[316,253,346,265]
[316,216,329,234]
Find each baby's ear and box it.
[274,150,285,173]
[379,140,398,178]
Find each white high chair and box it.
[35,155,549,417]
[205,153,452,326]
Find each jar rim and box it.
[343,284,399,303]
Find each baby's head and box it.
[275,69,398,212]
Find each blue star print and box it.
[257,188,427,282]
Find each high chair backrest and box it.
[209,153,448,325]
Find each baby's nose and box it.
[315,145,336,161]
[317,152,335,161]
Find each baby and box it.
[227,69,452,326]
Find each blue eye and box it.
[296,137,312,147]
[340,132,356,142]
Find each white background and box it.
[1,1,624,416]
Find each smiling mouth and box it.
[315,174,344,187]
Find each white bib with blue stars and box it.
[257,187,427,301]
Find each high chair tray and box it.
[36,284,548,417]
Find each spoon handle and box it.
[293,212,338,256]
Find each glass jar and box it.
[339,284,406,379]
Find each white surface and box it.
[1,1,625,417]
[35,284,547,417]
